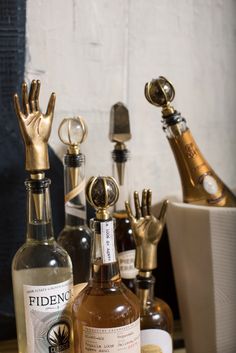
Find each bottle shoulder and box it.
[73,282,140,323]
[12,240,72,270]
[140,296,174,334]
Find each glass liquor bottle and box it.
[57,117,92,285]
[109,102,138,292]
[145,76,236,207]
[12,80,73,353]
[126,189,174,352]
[73,176,140,353]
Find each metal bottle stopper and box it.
[58,116,87,191]
[109,102,131,186]
[144,76,176,117]
[86,176,119,221]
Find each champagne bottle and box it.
[109,102,138,292]
[125,189,174,352]
[145,76,236,207]
[12,80,73,353]
[73,176,140,353]
[57,117,92,285]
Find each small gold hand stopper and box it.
[13,80,56,172]
[125,189,168,271]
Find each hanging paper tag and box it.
[100,221,116,264]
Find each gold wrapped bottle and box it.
[109,102,138,292]
[73,176,140,353]
[145,76,236,207]
[126,190,174,352]
[11,81,73,353]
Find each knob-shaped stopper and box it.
[58,116,87,154]
[86,176,119,220]
[145,76,175,116]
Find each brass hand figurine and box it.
[125,189,168,273]
[13,80,56,172]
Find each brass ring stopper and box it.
[144,76,175,116]
[58,116,88,155]
[86,176,119,220]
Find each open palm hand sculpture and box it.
[125,189,168,271]
[13,80,56,172]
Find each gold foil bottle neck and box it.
[13,80,56,172]
[144,76,175,117]
[86,176,119,220]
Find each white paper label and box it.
[141,329,172,353]
[101,221,116,263]
[83,318,140,353]
[202,175,219,195]
[118,250,138,279]
[24,279,73,353]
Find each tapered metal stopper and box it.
[86,176,119,220]
[144,76,175,116]
[109,102,131,186]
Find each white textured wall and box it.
[25,0,236,204]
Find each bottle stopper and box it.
[109,102,131,186]
[86,176,119,220]
[13,80,56,174]
[144,76,175,117]
[58,116,87,155]
[58,116,87,191]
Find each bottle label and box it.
[83,318,140,352]
[101,221,116,263]
[118,250,138,279]
[141,329,172,353]
[24,279,73,353]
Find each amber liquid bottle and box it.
[145,76,236,207]
[136,274,173,353]
[110,102,138,292]
[112,147,138,292]
[73,176,140,353]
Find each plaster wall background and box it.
[25,0,236,204]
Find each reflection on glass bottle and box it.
[57,117,92,285]
[11,80,73,353]
[145,76,236,207]
[73,176,140,353]
[109,102,138,292]
[126,189,173,352]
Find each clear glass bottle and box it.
[73,176,140,353]
[12,175,73,353]
[136,274,173,353]
[110,102,138,292]
[145,76,236,207]
[57,117,92,285]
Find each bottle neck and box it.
[135,275,155,310]
[112,147,130,213]
[89,218,121,287]
[26,178,54,242]
[64,153,86,226]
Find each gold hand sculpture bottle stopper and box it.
[73,176,140,353]
[125,190,173,352]
[12,80,73,353]
[144,76,236,207]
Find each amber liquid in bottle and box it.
[112,149,138,292]
[164,113,236,207]
[73,218,140,353]
[136,275,173,353]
